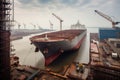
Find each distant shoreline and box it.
[10,36,23,41]
[10,29,52,41]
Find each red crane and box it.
[52,13,63,30]
[95,10,120,28]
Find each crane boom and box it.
[95,10,120,28]
[52,13,63,30]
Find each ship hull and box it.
[30,29,86,65]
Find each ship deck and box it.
[30,29,86,42]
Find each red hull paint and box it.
[45,52,61,66]
[45,34,86,66]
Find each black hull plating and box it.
[32,30,86,58]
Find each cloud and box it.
[37,0,52,4]
[14,0,120,28]
[59,0,78,5]
[19,0,32,4]
[17,0,92,10]
[17,0,119,11]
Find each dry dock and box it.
[11,53,90,80]
[10,33,120,80]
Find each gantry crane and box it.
[23,23,26,29]
[31,23,36,29]
[15,21,21,29]
[52,13,63,30]
[49,20,53,30]
[37,24,42,29]
[95,10,120,28]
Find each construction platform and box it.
[10,52,90,80]
[89,33,120,80]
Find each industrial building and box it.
[99,28,120,41]
[0,0,14,80]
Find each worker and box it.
[79,63,84,73]
[76,62,80,72]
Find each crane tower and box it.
[49,20,53,30]
[52,13,63,30]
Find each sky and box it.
[14,0,120,30]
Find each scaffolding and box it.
[0,0,14,80]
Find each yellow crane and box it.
[52,13,63,30]
[95,10,120,28]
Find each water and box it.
[12,27,98,69]
[12,33,45,69]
